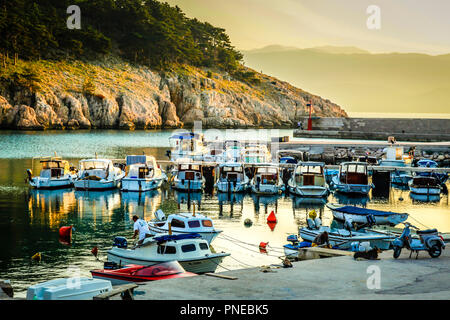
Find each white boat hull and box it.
[172,179,204,191]
[121,178,163,192]
[74,178,122,190]
[251,184,282,195]
[216,181,249,193]
[288,185,328,197]
[29,176,75,189]
[409,186,441,195]
[147,225,221,244]
[330,210,408,226]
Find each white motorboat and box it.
[171,162,205,192]
[287,162,329,197]
[107,234,230,274]
[121,155,165,192]
[299,218,395,250]
[168,132,209,162]
[327,203,409,226]
[379,146,413,185]
[215,162,250,193]
[408,176,441,195]
[26,157,77,189]
[74,158,125,190]
[331,162,372,195]
[250,164,284,195]
[26,277,112,300]
[148,210,222,244]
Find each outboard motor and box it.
[154,209,166,221]
[287,234,299,245]
[112,236,127,249]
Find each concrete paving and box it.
[134,248,450,300]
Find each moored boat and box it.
[147,210,222,244]
[327,203,409,226]
[74,158,125,190]
[331,162,372,195]
[168,132,209,162]
[90,261,196,285]
[287,162,328,197]
[250,164,284,195]
[408,175,441,195]
[121,155,165,192]
[107,233,230,274]
[27,156,77,189]
[215,162,250,193]
[171,161,205,192]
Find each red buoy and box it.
[267,211,277,223]
[59,226,73,238]
[267,221,277,231]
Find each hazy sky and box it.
[165,0,450,54]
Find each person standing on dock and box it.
[132,215,152,245]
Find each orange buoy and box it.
[59,226,73,238]
[259,242,269,254]
[267,211,277,223]
[91,246,98,258]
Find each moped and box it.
[392,222,445,259]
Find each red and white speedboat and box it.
[90,261,197,285]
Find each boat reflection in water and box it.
[251,193,280,215]
[122,190,162,220]
[217,192,245,219]
[28,188,77,229]
[174,190,202,210]
[74,189,122,221]
[332,192,370,207]
[409,192,441,203]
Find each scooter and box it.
[392,222,445,259]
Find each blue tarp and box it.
[154,233,202,242]
[169,132,201,140]
[333,206,404,216]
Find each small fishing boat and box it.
[327,203,409,226]
[26,277,112,300]
[415,159,449,185]
[168,132,209,162]
[107,233,230,274]
[121,155,165,192]
[298,219,395,250]
[250,164,284,195]
[287,162,328,197]
[215,162,250,193]
[171,162,205,192]
[408,176,441,195]
[331,162,372,195]
[26,156,77,189]
[90,261,196,285]
[409,192,441,203]
[379,146,413,185]
[74,158,125,190]
[147,210,222,244]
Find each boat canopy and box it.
[332,205,406,217]
[154,233,202,243]
[126,155,156,166]
[79,159,112,170]
[417,159,438,168]
[340,162,368,173]
[178,163,202,171]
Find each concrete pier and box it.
[133,249,450,300]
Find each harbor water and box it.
[0,129,448,298]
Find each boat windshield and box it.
[222,166,242,172]
[257,167,277,174]
[179,164,201,171]
[80,161,109,170]
[137,261,186,276]
[296,165,322,174]
[341,164,367,174]
[41,161,64,169]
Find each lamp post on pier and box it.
[307,100,313,131]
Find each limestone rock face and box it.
[0,62,347,130]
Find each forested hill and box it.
[0,0,242,72]
[0,1,347,130]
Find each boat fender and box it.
[306,218,316,230]
[314,217,322,229]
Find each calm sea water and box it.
[0,129,448,298]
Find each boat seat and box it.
[416,229,438,235]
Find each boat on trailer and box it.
[331,162,372,195]
[287,162,328,197]
[121,155,165,192]
[90,261,196,286]
[215,162,250,193]
[327,203,409,226]
[147,210,222,244]
[27,156,77,189]
[74,158,125,191]
[107,233,230,274]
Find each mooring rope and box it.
[218,233,286,253]
[217,235,285,258]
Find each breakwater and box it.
[294,118,450,142]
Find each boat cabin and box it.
[125,155,159,179]
[169,132,205,154]
[153,213,215,232]
[177,163,203,181]
[218,163,245,182]
[79,159,114,179]
[339,162,369,185]
[254,165,279,185]
[38,158,71,178]
[293,162,325,186]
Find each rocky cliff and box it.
[0,58,347,130]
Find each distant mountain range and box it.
[243,45,450,116]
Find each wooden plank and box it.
[204,273,238,280]
[302,247,354,257]
[93,283,138,300]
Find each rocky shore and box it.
[0,58,347,130]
